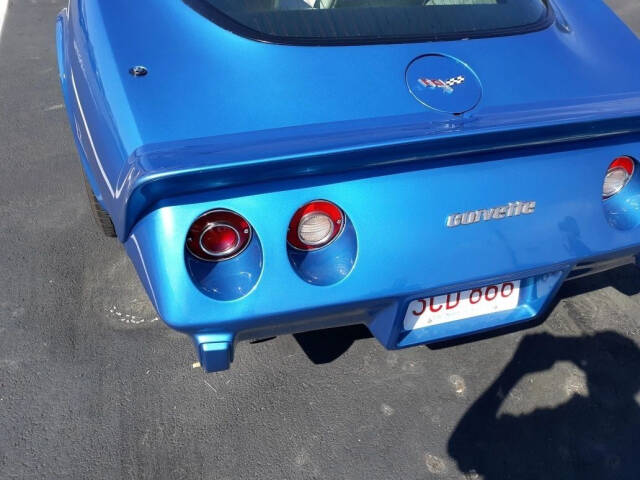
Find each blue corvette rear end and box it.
[56,0,640,372]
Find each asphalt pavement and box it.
[1,1,640,479]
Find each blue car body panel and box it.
[56,0,640,371]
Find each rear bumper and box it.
[124,139,640,372]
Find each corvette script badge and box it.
[446,201,537,228]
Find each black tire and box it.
[83,172,117,237]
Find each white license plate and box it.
[403,280,521,331]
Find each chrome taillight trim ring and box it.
[198,222,241,258]
[186,209,253,262]
[288,205,346,252]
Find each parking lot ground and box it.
[1,1,639,479]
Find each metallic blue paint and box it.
[603,158,640,231]
[185,233,263,301]
[57,0,640,372]
[287,217,358,286]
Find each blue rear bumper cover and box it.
[124,141,640,371]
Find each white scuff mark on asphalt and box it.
[564,368,588,397]
[386,352,399,366]
[424,453,447,474]
[294,450,310,466]
[401,359,426,374]
[0,0,8,40]
[203,380,217,393]
[380,403,395,416]
[108,306,158,325]
[449,374,466,397]
[44,104,63,111]
[1,301,25,319]
[0,359,20,373]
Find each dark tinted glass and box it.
[187,0,550,44]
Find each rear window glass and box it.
[186,0,551,45]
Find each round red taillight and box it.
[287,200,345,251]
[186,210,252,261]
[603,156,635,199]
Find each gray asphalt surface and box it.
[1,1,640,479]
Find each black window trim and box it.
[184,0,556,46]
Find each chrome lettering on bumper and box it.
[446,201,537,228]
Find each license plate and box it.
[403,280,521,331]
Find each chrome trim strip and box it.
[70,69,115,197]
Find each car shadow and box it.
[447,330,640,479]
[293,324,373,364]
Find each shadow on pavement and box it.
[293,324,373,364]
[448,331,640,479]
[291,267,640,478]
